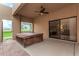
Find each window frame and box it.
[20,21,33,33]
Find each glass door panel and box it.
[60,17,77,42]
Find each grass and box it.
[21,29,32,32]
[3,31,12,41]
[3,29,32,41]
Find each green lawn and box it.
[21,29,32,32]
[3,31,12,41]
[3,29,31,41]
[3,29,28,41]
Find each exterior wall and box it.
[33,4,79,42]
[34,15,49,39]
[77,4,79,43]
[12,16,21,40]
[20,16,33,23]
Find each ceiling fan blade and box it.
[40,8,45,12]
[41,5,43,8]
[43,12,49,14]
[35,5,49,15]
[35,11,40,13]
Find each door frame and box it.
[0,20,3,42]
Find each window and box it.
[21,22,33,32]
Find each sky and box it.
[0,3,14,8]
[3,20,12,29]
[0,0,13,3]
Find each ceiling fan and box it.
[35,5,49,16]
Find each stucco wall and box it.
[33,4,79,42]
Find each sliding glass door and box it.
[2,20,12,41]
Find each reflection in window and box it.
[21,22,32,32]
